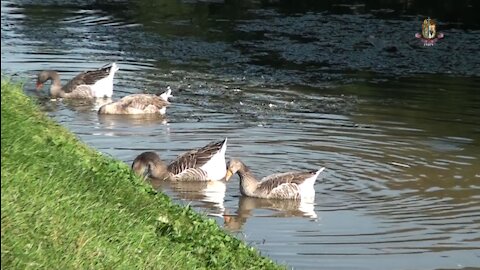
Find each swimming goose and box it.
[36,63,119,98]
[132,138,228,182]
[98,87,173,115]
[225,159,325,201]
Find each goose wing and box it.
[64,85,94,98]
[119,94,169,110]
[267,183,301,200]
[172,168,210,182]
[62,65,112,92]
[168,139,226,175]
[258,171,318,199]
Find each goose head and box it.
[36,70,57,90]
[132,152,170,180]
[225,159,245,181]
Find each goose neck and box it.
[237,164,259,196]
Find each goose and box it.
[98,87,173,115]
[36,63,119,99]
[132,138,228,182]
[225,159,324,202]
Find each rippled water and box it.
[2,1,480,269]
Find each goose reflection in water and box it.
[97,112,169,128]
[41,97,113,113]
[223,196,317,232]
[150,179,227,217]
[95,108,169,137]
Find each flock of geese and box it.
[36,63,326,202]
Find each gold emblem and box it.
[422,18,437,39]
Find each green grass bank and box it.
[1,78,281,269]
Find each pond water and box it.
[2,1,480,269]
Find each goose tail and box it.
[314,167,325,180]
[160,86,173,102]
[110,62,119,74]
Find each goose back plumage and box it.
[62,64,112,92]
[259,170,322,201]
[98,88,172,115]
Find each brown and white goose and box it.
[132,138,228,182]
[225,159,325,202]
[98,87,172,115]
[36,63,119,99]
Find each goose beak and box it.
[35,82,43,90]
[142,168,150,178]
[225,169,233,181]
[142,164,152,179]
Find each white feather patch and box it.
[199,138,227,181]
[160,86,173,102]
[159,107,166,115]
[298,167,324,202]
[91,62,119,98]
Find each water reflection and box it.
[152,180,227,217]
[224,196,317,232]
[97,113,168,128]
[62,97,112,112]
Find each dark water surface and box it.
[2,1,480,269]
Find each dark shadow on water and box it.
[8,0,480,85]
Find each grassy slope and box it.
[1,78,281,269]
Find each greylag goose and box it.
[98,87,172,115]
[225,159,325,201]
[132,138,228,182]
[36,63,119,98]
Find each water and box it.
[2,1,480,269]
